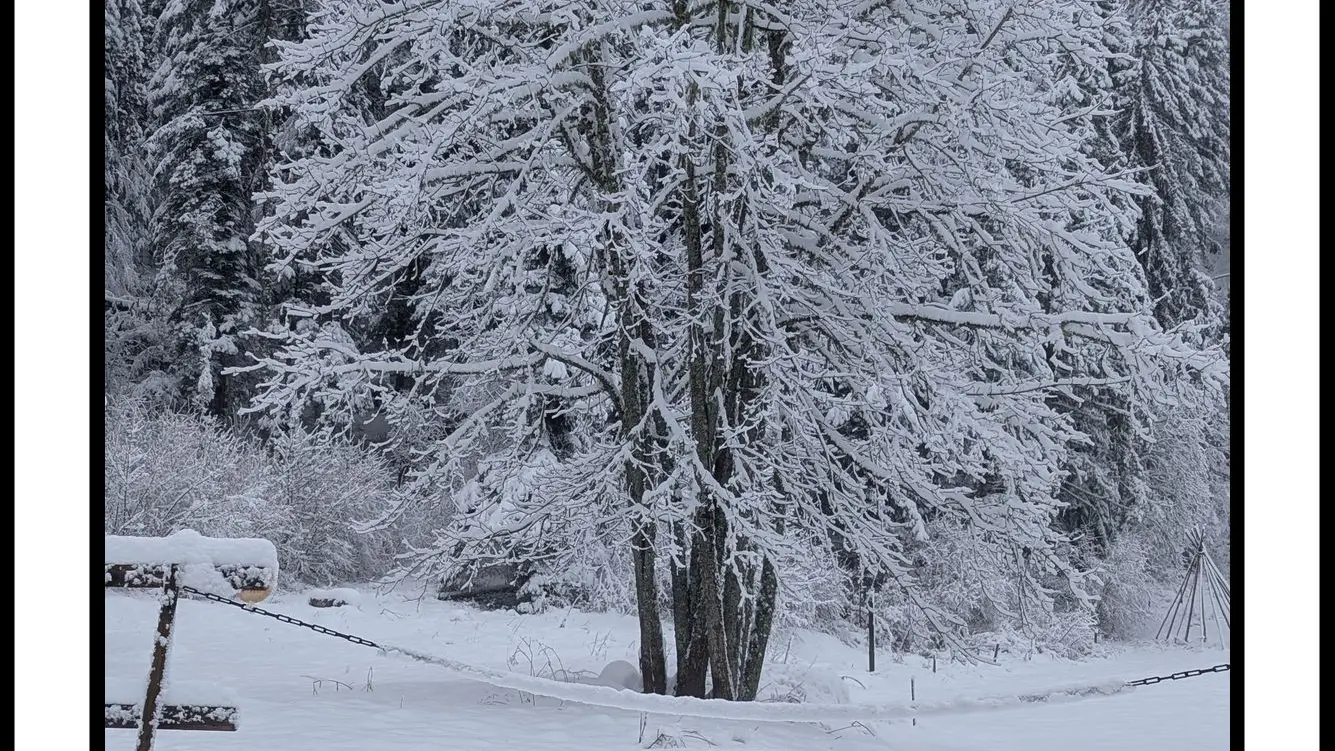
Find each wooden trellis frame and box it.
[1156,528,1231,646]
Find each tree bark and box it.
[672,523,710,698]
[696,502,735,700]
[738,556,778,700]
[631,521,668,694]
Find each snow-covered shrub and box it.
[1091,531,1164,640]
[1135,391,1231,576]
[104,396,400,585]
[104,395,275,538]
[756,663,851,705]
[264,427,399,586]
[1078,389,1230,640]
[871,520,1097,659]
[518,540,636,615]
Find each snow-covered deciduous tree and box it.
[104,395,276,539]
[251,0,1223,699]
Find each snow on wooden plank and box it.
[104,562,276,593]
[105,529,278,568]
[104,530,278,595]
[103,703,239,731]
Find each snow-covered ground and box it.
[104,586,1229,750]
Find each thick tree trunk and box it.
[720,519,744,686]
[672,524,710,698]
[620,327,668,695]
[696,502,735,700]
[670,522,691,676]
[675,76,733,700]
[631,522,668,694]
[672,533,715,698]
[738,556,778,700]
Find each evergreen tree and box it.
[146,0,307,417]
[1115,0,1230,572]
[1050,0,1231,557]
[105,0,164,396]
[1120,0,1230,333]
[105,0,152,298]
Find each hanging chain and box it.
[179,586,382,649]
[1124,663,1230,686]
[179,585,1228,692]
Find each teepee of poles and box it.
[1156,528,1231,646]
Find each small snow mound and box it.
[179,561,238,598]
[597,659,643,692]
[756,663,850,705]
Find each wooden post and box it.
[137,565,180,751]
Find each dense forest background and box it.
[104,0,1230,694]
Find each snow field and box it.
[104,585,1229,750]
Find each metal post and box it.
[865,589,875,672]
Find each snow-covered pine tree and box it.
[147,0,307,417]
[1037,2,1147,556]
[1120,0,1230,334]
[253,0,1223,700]
[1041,0,1231,566]
[105,0,167,397]
[105,0,152,299]
[1111,0,1229,583]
